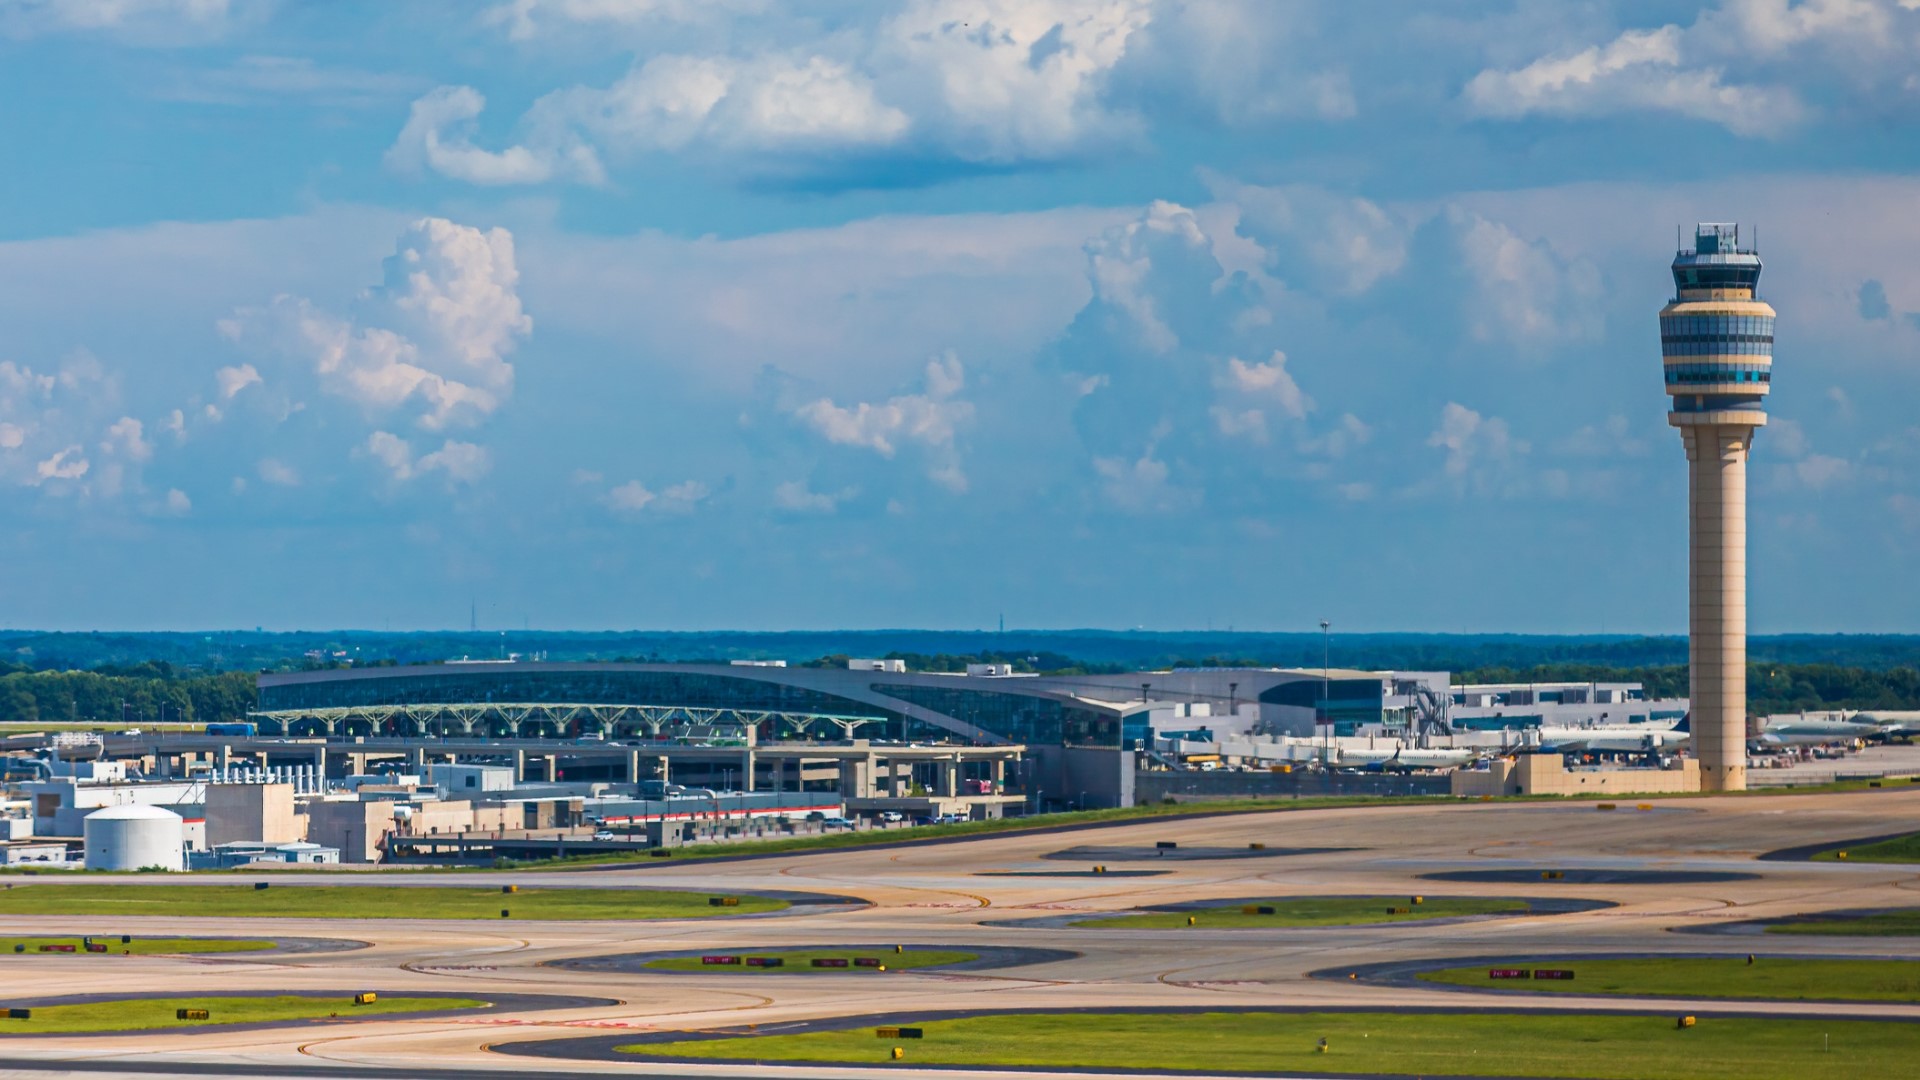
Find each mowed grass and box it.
[489,796,1444,869]
[0,885,784,920]
[1419,957,1920,1002]
[1814,833,1920,863]
[644,949,975,974]
[0,995,481,1034]
[620,1011,1920,1079]
[1770,909,1920,937]
[0,936,275,955]
[1081,896,1529,929]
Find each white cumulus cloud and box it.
[257,458,299,486]
[1462,13,1830,135]
[365,431,493,486]
[604,477,709,514]
[1427,401,1532,497]
[214,362,261,399]
[773,479,856,513]
[793,352,973,491]
[222,217,531,431]
[387,85,604,186]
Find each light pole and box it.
[1320,620,1332,761]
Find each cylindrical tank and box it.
[83,804,185,872]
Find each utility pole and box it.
[1320,620,1332,762]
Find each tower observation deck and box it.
[1662,223,1771,791]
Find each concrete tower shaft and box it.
[1664,223,1769,792]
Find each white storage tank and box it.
[83,804,185,872]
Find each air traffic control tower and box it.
[1662,223,1772,791]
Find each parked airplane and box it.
[1335,746,1483,772]
[1757,712,1905,745]
[1534,715,1690,754]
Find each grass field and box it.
[0,885,785,920]
[1813,833,1920,863]
[1418,957,1920,1001]
[0,936,275,955]
[1769,909,1920,937]
[484,781,1917,871]
[492,796,1439,870]
[1080,896,1530,929]
[644,948,975,974]
[619,1011,1920,1078]
[0,995,482,1034]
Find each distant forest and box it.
[6,628,1920,674]
[0,630,1915,724]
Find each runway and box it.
[0,789,1916,1079]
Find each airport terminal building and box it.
[254,662,1447,807]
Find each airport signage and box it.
[701,955,741,965]
[811,958,851,968]
[854,957,883,967]
[745,957,784,967]
[1533,969,1575,980]
[1487,968,1530,979]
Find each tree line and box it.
[0,662,256,726]
[1460,663,1920,716]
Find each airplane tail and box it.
[1673,712,1690,735]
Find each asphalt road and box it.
[0,789,1915,1079]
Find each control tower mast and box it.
[1662,223,1773,792]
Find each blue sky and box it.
[2,0,1919,634]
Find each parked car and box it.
[591,830,617,841]
[820,816,857,830]
[935,813,968,825]
[877,811,906,823]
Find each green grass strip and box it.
[1769,909,1920,937]
[644,948,975,973]
[1082,896,1529,929]
[1418,957,1920,1001]
[481,796,1433,870]
[0,885,783,920]
[620,1011,1920,1079]
[1813,833,1920,864]
[0,936,274,955]
[0,995,482,1034]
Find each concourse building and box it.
[253,661,1446,808]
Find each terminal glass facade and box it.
[261,669,893,721]
[875,684,1122,748]
[1263,677,1387,736]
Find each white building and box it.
[83,804,185,871]
[25,777,205,841]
